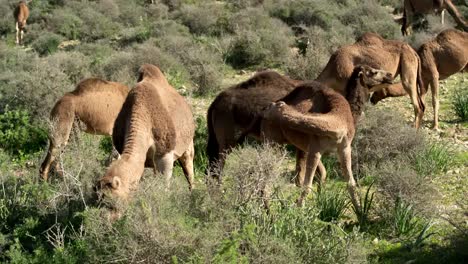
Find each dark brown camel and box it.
[206,71,315,184]
[371,29,468,129]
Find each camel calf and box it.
[14,1,30,45]
[402,0,468,36]
[371,29,468,129]
[98,64,195,203]
[261,66,394,211]
[316,32,426,129]
[40,78,130,180]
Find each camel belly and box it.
[281,127,340,154]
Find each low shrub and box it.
[0,108,47,159]
[31,32,63,56]
[176,2,228,36]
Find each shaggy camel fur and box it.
[14,1,30,45]
[40,78,130,180]
[206,71,314,184]
[371,29,468,129]
[99,64,195,202]
[260,65,394,210]
[315,32,426,128]
[402,0,468,36]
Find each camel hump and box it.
[356,32,384,46]
[235,70,289,90]
[137,64,169,85]
[71,78,129,96]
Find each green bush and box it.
[48,8,83,40]
[32,32,63,56]
[176,2,228,36]
[0,108,47,159]
[316,187,349,222]
[452,86,468,121]
[413,142,454,177]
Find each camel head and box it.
[96,158,142,211]
[137,63,167,83]
[356,65,394,92]
[262,101,288,121]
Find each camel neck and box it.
[345,73,368,124]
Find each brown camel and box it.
[98,64,195,202]
[371,29,468,129]
[40,78,130,180]
[206,71,314,184]
[14,1,30,45]
[315,32,426,128]
[260,65,394,210]
[401,0,468,36]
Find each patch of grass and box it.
[352,183,375,227]
[452,87,468,121]
[413,142,454,177]
[316,187,349,222]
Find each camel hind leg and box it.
[295,149,326,188]
[296,144,322,207]
[429,76,440,130]
[337,143,361,213]
[178,140,195,191]
[15,22,20,45]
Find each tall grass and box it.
[316,187,349,222]
[452,87,468,121]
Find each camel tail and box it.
[416,55,426,113]
[206,103,219,170]
[445,0,468,31]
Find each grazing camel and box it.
[206,71,313,184]
[401,0,468,36]
[371,29,468,129]
[14,1,30,45]
[98,64,195,203]
[40,78,130,180]
[260,65,394,210]
[316,32,426,128]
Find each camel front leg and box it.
[296,145,321,207]
[430,77,440,130]
[15,22,20,45]
[154,151,175,190]
[402,77,424,129]
[337,143,361,212]
[39,141,58,180]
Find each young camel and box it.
[371,29,468,129]
[98,64,195,203]
[40,78,130,180]
[402,0,468,36]
[261,65,394,210]
[316,32,426,128]
[14,1,30,45]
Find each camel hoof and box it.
[296,197,304,207]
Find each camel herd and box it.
[8,1,467,214]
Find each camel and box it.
[206,70,312,184]
[14,1,30,45]
[259,65,394,210]
[315,32,426,128]
[98,64,195,203]
[40,78,130,180]
[401,0,468,36]
[371,29,468,129]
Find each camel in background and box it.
[40,79,130,180]
[401,0,468,35]
[14,0,30,45]
[98,64,195,204]
[316,32,426,128]
[260,65,394,210]
[371,29,467,129]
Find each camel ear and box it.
[111,176,121,189]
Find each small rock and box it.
[372,238,379,245]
